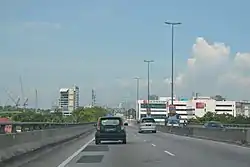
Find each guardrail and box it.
[0,122,90,134]
[0,122,95,164]
[157,126,250,146]
[187,123,250,129]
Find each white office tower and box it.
[59,85,79,115]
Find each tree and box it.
[189,111,250,124]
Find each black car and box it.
[94,116,128,145]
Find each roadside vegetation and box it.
[189,112,250,124]
[0,106,108,123]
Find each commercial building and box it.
[167,100,195,120]
[191,96,238,117]
[137,97,195,124]
[137,96,250,122]
[137,99,167,123]
[235,101,250,117]
[59,85,79,115]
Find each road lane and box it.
[132,128,250,167]
[9,126,250,167]
[65,128,180,167]
[12,131,96,167]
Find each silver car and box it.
[138,117,157,133]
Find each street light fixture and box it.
[164,21,181,105]
[144,60,154,116]
[134,77,140,120]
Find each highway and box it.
[7,125,250,167]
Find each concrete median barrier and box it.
[0,123,95,163]
[157,126,250,146]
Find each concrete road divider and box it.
[157,126,250,146]
[0,123,95,163]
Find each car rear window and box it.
[141,118,155,123]
[100,118,121,126]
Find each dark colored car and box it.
[94,116,128,145]
[203,121,224,129]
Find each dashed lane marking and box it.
[164,150,175,156]
[57,138,94,167]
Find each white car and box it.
[138,117,157,133]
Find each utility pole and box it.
[134,77,140,120]
[164,21,181,105]
[35,89,38,112]
[92,89,96,106]
[144,60,154,116]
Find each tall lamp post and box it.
[144,60,154,116]
[134,77,140,120]
[164,21,181,105]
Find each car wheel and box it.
[153,130,156,133]
[95,138,100,145]
[122,139,127,144]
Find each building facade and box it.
[137,97,194,124]
[137,96,250,122]
[236,101,250,117]
[191,96,237,117]
[138,99,167,123]
[59,85,79,115]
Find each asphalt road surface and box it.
[11,126,250,167]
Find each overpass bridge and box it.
[0,121,249,167]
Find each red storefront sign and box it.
[0,118,12,133]
[196,102,205,109]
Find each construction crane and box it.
[3,99,9,109]
[20,76,28,111]
[5,90,20,108]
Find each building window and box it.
[215,109,233,112]
[175,108,194,111]
[174,104,186,106]
[140,103,166,109]
[216,105,233,107]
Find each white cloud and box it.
[172,37,250,99]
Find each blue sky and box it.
[1,0,250,108]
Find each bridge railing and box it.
[0,122,95,163]
[157,125,250,146]
[187,123,250,128]
[0,122,93,134]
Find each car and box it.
[203,121,224,129]
[138,117,157,133]
[167,119,180,127]
[94,116,128,145]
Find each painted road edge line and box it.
[57,138,94,167]
[164,150,175,156]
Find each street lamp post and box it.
[134,77,140,120]
[144,60,154,116]
[165,21,181,105]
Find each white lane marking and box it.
[164,150,175,156]
[152,144,156,147]
[144,140,147,142]
[57,138,94,167]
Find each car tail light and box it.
[97,122,101,130]
[120,121,124,130]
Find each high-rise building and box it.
[59,85,79,115]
